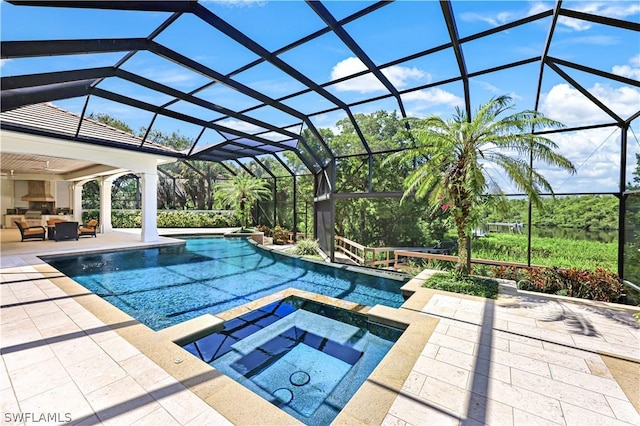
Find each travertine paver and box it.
[2,231,639,425]
[0,263,232,426]
[389,291,640,426]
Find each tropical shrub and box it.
[113,210,141,228]
[516,266,624,303]
[490,265,520,280]
[214,175,271,229]
[256,224,272,237]
[105,210,239,228]
[293,239,320,256]
[82,210,100,223]
[156,211,238,228]
[273,226,291,245]
[516,267,564,294]
[423,272,499,299]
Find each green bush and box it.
[273,226,290,245]
[156,211,238,228]
[256,224,272,237]
[293,239,319,256]
[82,210,100,223]
[515,266,624,303]
[423,272,499,299]
[114,210,142,227]
[490,265,520,280]
[92,210,240,228]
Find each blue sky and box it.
[1,0,639,193]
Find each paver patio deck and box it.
[1,229,639,425]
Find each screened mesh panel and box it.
[256,178,276,228]
[624,193,640,301]
[296,174,315,238]
[275,176,294,230]
[335,155,369,193]
[315,198,333,257]
[475,195,619,270]
[334,198,447,249]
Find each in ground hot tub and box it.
[182,296,403,425]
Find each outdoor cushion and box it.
[15,220,46,242]
[78,219,98,238]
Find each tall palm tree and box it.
[214,174,272,229]
[388,95,576,274]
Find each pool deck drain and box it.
[2,228,639,425]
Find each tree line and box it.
[82,110,639,252]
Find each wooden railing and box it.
[335,236,538,271]
[334,236,396,268]
[393,250,536,271]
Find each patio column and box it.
[72,182,84,223]
[99,177,113,233]
[141,171,158,242]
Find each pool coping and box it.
[37,242,439,425]
[250,238,409,282]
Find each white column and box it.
[99,177,113,233]
[72,182,84,223]
[141,172,158,242]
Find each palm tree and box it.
[214,174,272,229]
[388,95,576,274]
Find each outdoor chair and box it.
[15,220,46,242]
[78,219,98,238]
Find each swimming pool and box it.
[45,237,406,330]
[182,295,403,426]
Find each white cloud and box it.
[463,1,639,32]
[495,78,640,193]
[460,2,554,26]
[557,16,592,31]
[540,83,640,126]
[460,12,508,26]
[217,119,265,134]
[402,88,465,118]
[0,59,10,69]
[533,127,624,192]
[577,1,640,19]
[612,54,640,80]
[145,68,199,88]
[403,88,464,107]
[329,57,427,94]
[557,1,640,31]
[528,2,553,16]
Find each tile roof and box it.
[1,103,181,156]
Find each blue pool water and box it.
[45,238,406,330]
[183,296,402,425]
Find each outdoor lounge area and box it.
[1,0,639,425]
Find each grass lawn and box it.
[424,272,499,299]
